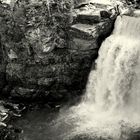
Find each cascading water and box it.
[54,15,140,140]
[86,15,140,113]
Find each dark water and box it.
[13,107,83,140]
[12,106,140,140]
[13,108,62,140]
[13,107,99,140]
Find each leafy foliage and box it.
[0,0,73,61]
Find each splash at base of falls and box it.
[54,16,140,140]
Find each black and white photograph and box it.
[0,0,139,139]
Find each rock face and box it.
[0,1,116,104]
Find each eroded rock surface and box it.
[0,1,116,104]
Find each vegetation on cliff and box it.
[0,0,73,59]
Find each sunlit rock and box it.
[8,49,18,60]
[69,20,114,50]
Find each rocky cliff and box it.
[0,1,116,105]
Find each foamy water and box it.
[55,16,140,140]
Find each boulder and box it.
[11,87,36,99]
[5,48,97,101]
[69,2,116,51]
[76,12,101,24]
[68,19,114,50]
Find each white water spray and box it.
[55,16,140,140]
[86,15,140,115]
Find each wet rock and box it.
[70,24,98,40]
[69,2,116,51]
[127,128,140,140]
[69,38,97,50]
[0,1,116,102]
[69,19,114,50]
[73,2,116,23]
[4,46,97,101]
[0,126,19,140]
[0,100,25,140]
[11,87,36,99]
[76,13,100,24]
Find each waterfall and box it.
[55,16,140,140]
[86,15,140,115]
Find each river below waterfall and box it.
[12,106,140,140]
[13,108,60,140]
[13,15,140,140]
